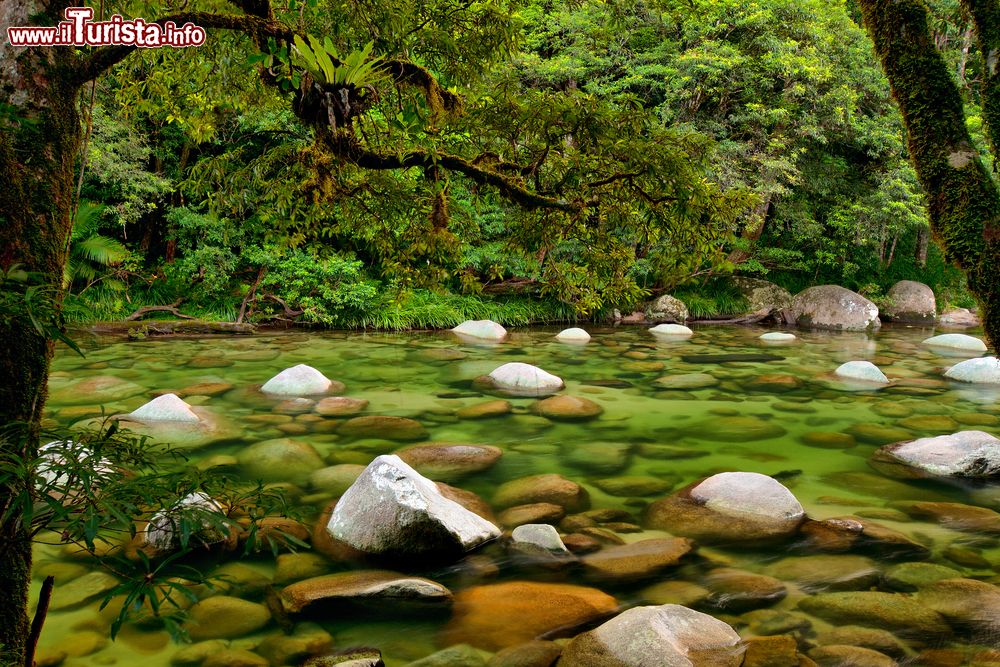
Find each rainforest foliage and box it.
[60,0,993,326]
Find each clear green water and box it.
[36,324,1000,665]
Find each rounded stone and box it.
[797,592,950,640]
[649,323,694,337]
[261,365,335,396]
[532,395,603,421]
[874,430,1000,479]
[487,363,564,396]
[689,416,787,441]
[493,474,590,512]
[580,538,694,583]
[655,373,719,390]
[338,415,429,441]
[701,568,787,612]
[765,555,881,592]
[556,328,591,343]
[809,646,896,667]
[308,464,366,495]
[279,570,453,615]
[922,333,988,353]
[646,294,690,323]
[789,285,880,331]
[498,503,565,528]
[456,400,512,419]
[801,432,856,449]
[759,332,797,342]
[314,397,369,417]
[834,361,889,384]
[395,443,503,481]
[945,357,1000,384]
[452,319,507,340]
[883,280,936,323]
[184,596,271,641]
[237,438,324,483]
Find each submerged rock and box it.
[279,570,453,615]
[580,538,694,584]
[493,474,590,512]
[649,323,694,337]
[261,364,337,396]
[644,472,804,544]
[944,357,1000,384]
[918,578,1000,640]
[797,591,950,640]
[759,332,797,342]
[701,568,787,612]
[238,437,324,483]
[314,396,369,417]
[485,362,564,397]
[688,416,787,441]
[184,596,271,641]
[872,430,1000,479]
[788,285,880,332]
[452,320,507,341]
[442,581,618,651]
[559,604,744,667]
[883,280,936,324]
[532,395,603,421]
[143,491,230,553]
[327,455,501,560]
[834,361,890,384]
[49,375,145,405]
[556,328,591,343]
[395,443,503,481]
[339,415,429,441]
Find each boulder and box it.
[655,373,719,390]
[493,474,590,512]
[764,555,881,593]
[442,581,618,651]
[143,492,229,553]
[918,578,1000,639]
[485,363,564,397]
[308,464,366,496]
[314,397,369,417]
[127,393,200,422]
[645,295,689,323]
[36,440,114,491]
[111,406,243,450]
[644,472,804,544]
[555,328,591,343]
[921,333,988,354]
[759,332,797,342]
[279,570,453,615]
[688,415,787,441]
[508,524,572,567]
[939,307,980,327]
[701,568,787,612]
[456,400,512,419]
[884,562,963,592]
[48,375,145,405]
[395,443,503,481]
[731,277,794,314]
[808,646,896,667]
[237,438,324,483]
[559,605,744,667]
[580,538,694,583]
[486,641,562,667]
[184,596,271,641]
[327,455,501,560]
[532,395,603,421]
[834,361,890,384]
[883,280,936,323]
[872,430,1000,479]
[261,365,336,396]
[649,323,694,337]
[406,645,493,667]
[944,356,1000,384]
[498,503,565,528]
[452,320,508,341]
[787,285,880,331]
[797,592,951,640]
[338,415,429,441]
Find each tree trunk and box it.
[0,1,84,662]
[915,225,930,268]
[859,0,1000,350]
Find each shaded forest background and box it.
[66,0,990,328]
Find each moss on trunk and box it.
[859,0,1000,350]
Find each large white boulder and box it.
[945,357,1000,384]
[834,361,890,384]
[487,362,564,396]
[36,440,115,491]
[261,364,333,395]
[327,455,501,559]
[883,280,936,324]
[452,320,507,341]
[877,431,1000,478]
[788,285,880,332]
[759,332,797,342]
[126,393,200,423]
[555,327,591,343]
[691,472,805,526]
[649,324,694,337]
[922,333,988,354]
[559,604,744,667]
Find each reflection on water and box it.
[37,324,1000,665]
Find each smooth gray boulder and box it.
[922,333,988,354]
[939,307,980,327]
[834,361,890,384]
[327,455,501,559]
[452,320,507,341]
[731,277,793,315]
[874,431,1000,478]
[559,604,744,667]
[261,364,334,395]
[645,295,689,323]
[649,323,693,337]
[788,285,880,331]
[486,362,564,396]
[883,280,936,324]
[555,327,591,343]
[510,523,569,554]
[126,393,200,422]
[945,356,1000,384]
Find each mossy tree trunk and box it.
[858,0,1000,350]
[0,1,83,663]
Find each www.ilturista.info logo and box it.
[7,7,206,47]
